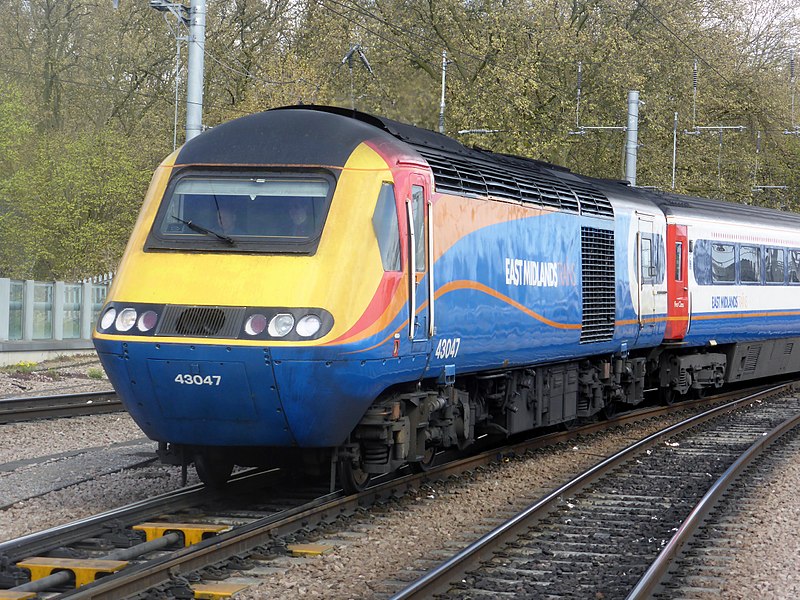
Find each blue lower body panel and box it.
[94,339,416,449]
[684,312,800,347]
[96,340,297,446]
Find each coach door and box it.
[664,224,689,340]
[406,175,433,351]
[636,215,659,337]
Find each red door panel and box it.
[665,224,689,340]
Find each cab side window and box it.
[411,185,425,273]
[371,183,401,271]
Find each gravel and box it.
[715,438,800,599]
[0,464,199,541]
[236,411,800,599]
[237,418,692,600]
[0,353,183,542]
[0,414,146,465]
[3,377,799,598]
[0,353,113,398]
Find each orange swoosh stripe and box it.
[693,310,800,320]
[433,280,581,330]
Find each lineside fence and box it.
[0,276,111,345]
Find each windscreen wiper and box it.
[170,215,235,246]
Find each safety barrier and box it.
[0,278,110,365]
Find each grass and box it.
[7,360,38,375]
[87,367,105,380]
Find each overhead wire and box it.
[0,64,256,119]
[324,0,796,133]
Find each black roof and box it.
[175,107,402,168]
[281,106,614,218]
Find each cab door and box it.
[405,174,433,352]
[636,215,658,339]
[664,224,689,340]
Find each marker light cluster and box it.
[242,312,322,338]
[97,303,331,340]
[99,306,160,334]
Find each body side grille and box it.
[416,148,612,218]
[580,227,616,343]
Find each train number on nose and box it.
[174,374,222,386]
[434,337,461,359]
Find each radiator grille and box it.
[743,345,762,374]
[157,305,246,338]
[580,227,616,343]
[416,149,613,218]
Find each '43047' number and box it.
[174,374,221,386]
[434,337,461,360]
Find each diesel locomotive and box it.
[93,106,800,492]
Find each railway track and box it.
[0,391,121,423]
[642,414,800,598]
[0,384,788,599]
[388,382,800,599]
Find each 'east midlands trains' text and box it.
[505,258,575,288]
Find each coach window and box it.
[675,241,683,281]
[371,183,401,271]
[789,250,800,284]
[765,247,785,284]
[711,243,735,284]
[739,245,761,283]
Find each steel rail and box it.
[388,383,792,599]
[48,385,781,600]
[0,383,769,598]
[0,391,121,423]
[0,469,275,562]
[626,407,800,598]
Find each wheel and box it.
[691,386,707,400]
[561,418,580,431]
[410,445,437,474]
[194,450,234,489]
[338,459,371,495]
[659,387,676,406]
[600,400,618,420]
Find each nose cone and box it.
[95,339,298,447]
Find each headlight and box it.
[244,313,268,336]
[137,310,158,332]
[268,313,294,337]
[296,314,322,337]
[115,308,137,332]
[100,308,116,331]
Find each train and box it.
[92,105,800,492]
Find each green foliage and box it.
[87,367,104,380]
[0,84,35,178]
[0,127,155,279]
[0,0,798,282]
[7,361,37,375]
